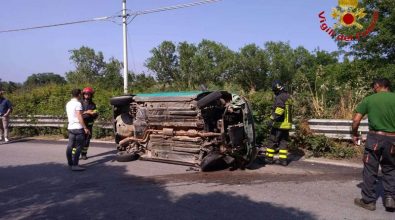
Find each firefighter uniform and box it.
[80,87,98,159]
[266,81,292,166]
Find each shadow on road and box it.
[82,150,118,167]
[0,161,317,219]
[0,137,31,145]
[86,150,118,160]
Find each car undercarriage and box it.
[110,91,256,171]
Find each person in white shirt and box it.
[66,89,90,171]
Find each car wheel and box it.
[110,95,134,106]
[197,91,222,108]
[116,152,140,162]
[200,152,228,172]
[245,147,258,169]
[115,133,122,144]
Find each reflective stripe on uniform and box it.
[279,149,288,154]
[266,148,276,153]
[266,153,274,158]
[274,107,285,115]
[274,99,293,130]
[279,154,287,159]
[273,121,292,129]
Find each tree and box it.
[146,40,234,90]
[66,46,106,84]
[333,0,395,92]
[177,41,198,89]
[337,0,395,64]
[65,46,125,89]
[128,72,157,93]
[0,78,21,93]
[99,58,124,89]
[313,50,339,66]
[190,40,234,88]
[264,42,297,85]
[145,41,178,87]
[24,73,66,88]
[231,44,269,93]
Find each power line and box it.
[0,0,221,34]
[0,0,222,94]
[132,0,221,16]
[0,16,118,33]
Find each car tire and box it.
[197,91,222,108]
[110,95,134,106]
[115,133,122,144]
[245,147,258,169]
[116,152,140,162]
[200,152,228,172]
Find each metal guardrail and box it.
[308,119,369,140]
[8,115,112,129]
[8,116,368,140]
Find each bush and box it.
[291,120,331,157]
[247,90,273,144]
[305,135,333,157]
[328,142,359,159]
[92,126,114,139]
[8,84,122,121]
[7,84,120,139]
[11,127,64,137]
[291,120,360,159]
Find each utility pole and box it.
[122,0,129,94]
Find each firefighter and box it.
[265,80,293,166]
[352,78,395,212]
[80,87,98,160]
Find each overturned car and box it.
[110,91,257,171]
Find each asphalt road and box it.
[0,139,394,220]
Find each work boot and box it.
[279,159,288,166]
[80,154,88,160]
[384,196,395,212]
[257,147,266,155]
[229,165,238,171]
[354,198,376,211]
[71,165,86,171]
[265,157,274,165]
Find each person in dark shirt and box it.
[352,78,395,212]
[80,87,98,160]
[0,90,12,142]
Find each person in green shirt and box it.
[352,78,395,212]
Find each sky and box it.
[0,0,340,83]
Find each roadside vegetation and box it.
[1,1,393,159]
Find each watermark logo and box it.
[318,0,379,41]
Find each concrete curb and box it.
[58,138,114,144]
[302,158,363,168]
